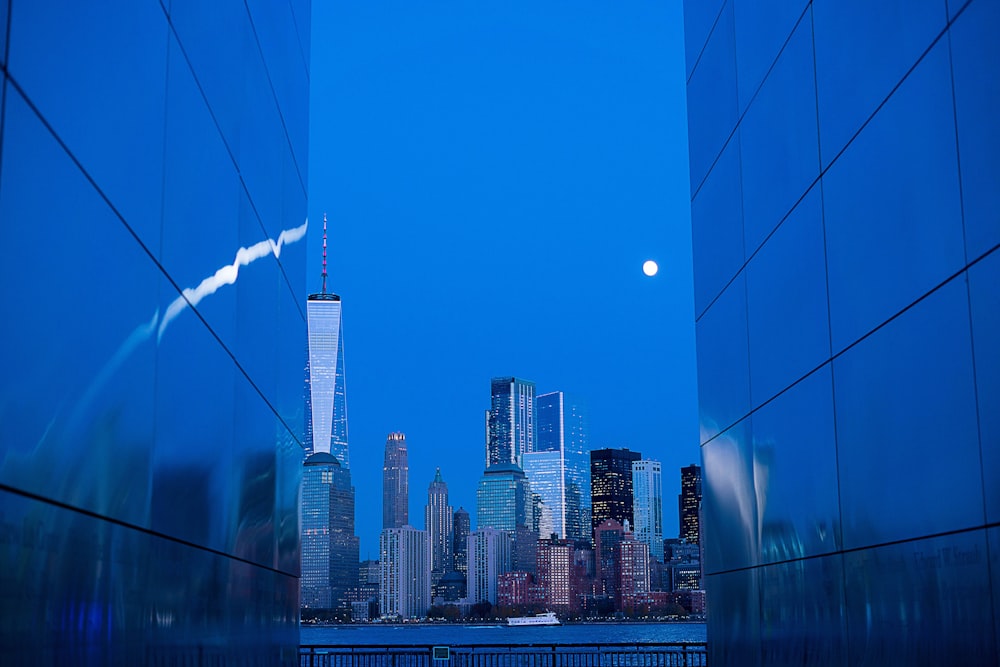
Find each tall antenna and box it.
[321,212,328,294]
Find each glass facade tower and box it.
[0,1,309,663]
[631,460,664,562]
[684,1,1000,664]
[486,377,535,467]
[306,293,349,465]
[382,432,409,529]
[590,448,641,538]
[424,468,453,584]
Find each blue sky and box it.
[307,1,696,558]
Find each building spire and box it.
[321,212,328,294]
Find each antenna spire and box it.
[321,212,328,294]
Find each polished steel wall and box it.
[0,1,310,664]
[683,0,998,664]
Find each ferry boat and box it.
[506,612,561,627]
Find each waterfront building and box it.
[616,533,651,614]
[382,432,409,529]
[632,460,664,562]
[486,377,535,467]
[678,464,701,545]
[0,2,308,662]
[496,571,535,609]
[467,527,513,606]
[590,448,641,537]
[594,519,625,601]
[301,453,360,610]
[535,536,574,611]
[524,391,591,544]
[452,507,471,575]
[684,0,1000,662]
[424,468,453,585]
[379,526,431,619]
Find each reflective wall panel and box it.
[0,0,309,663]
[685,0,999,663]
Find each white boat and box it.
[506,612,561,627]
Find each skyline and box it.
[306,1,696,559]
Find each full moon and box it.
[642,260,658,277]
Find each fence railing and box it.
[300,643,707,667]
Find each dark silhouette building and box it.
[590,448,641,538]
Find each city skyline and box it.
[307,1,697,560]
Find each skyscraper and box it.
[476,463,532,534]
[678,464,701,545]
[467,527,513,605]
[684,1,999,663]
[452,507,471,576]
[382,432,409,529]
[379,526,431,619]
[631,460,664,562]
[301,453,360,611]
[0,2,308,662]
[524,391,591,544]
[424,468,453,585]
[486,377,535,467]
[590,448,641,537]
[306,221,349,465]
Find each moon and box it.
[642,260,658,277]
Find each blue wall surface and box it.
[684,0,998,664]
[0,1,310,664]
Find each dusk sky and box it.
[306,1,696,558]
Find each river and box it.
[301,622,706,646]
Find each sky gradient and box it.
[307,1,696,559]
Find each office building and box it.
[424,468,453,585]
[524,391,591,544]
[632,460,664,562]
[0,2,308,663]
[476,463,532,533]
[467,527,513,606]
[305,219,349,465]
[486,377,535,467]
[590,448,641,537]
[453,507,471,575]
[301,453,360,610]
[684,0,999,663]
[678,464,701,545]
[382,432,409,529]
[379,526,431,619]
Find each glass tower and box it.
[0,1,308,663]
[476,463,532,533]
[306,292,349,466]
[526,391,591,544]
[453,507,471,576]
[486,377,535,467]
[684,0,1000,663]
[301,453,360,611]
[424,468,453,584]
[679,464,701,545]
[631,460,664,562]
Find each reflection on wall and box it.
[685,0,999,664]
[0,1,310,664]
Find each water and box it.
[301,622,706,646]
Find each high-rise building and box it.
[424,468,453,585]
[678,464,701,545]
[0,3,308,662]
[476,463,532,533]
[535,536,574,610]
[486,377,535,467]
[467,527,513,605]
[382,432,409,529]
[379,526,431,619]
[590,448,641,537]
[615,533,650,614]
[524,391,591,544]
[684,1,999,663]
[452,507,471,576]
[631,460,664,562]
[306,221,349,465]
[301,453,361,611]
[594,519,625,601]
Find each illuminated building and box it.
[590,448,641,537]
[382,432,408,529]
[379,525,431,619]
[486,377,535,467]
[631,459,664,561]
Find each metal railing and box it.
[300,643,707,667]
